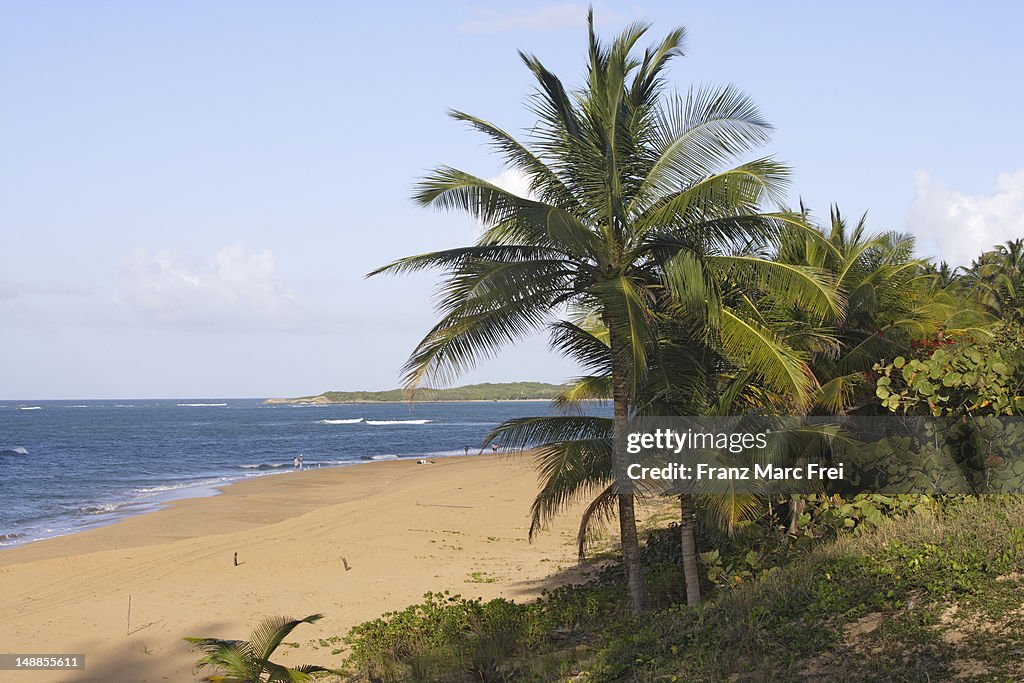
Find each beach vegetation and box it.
[336,496,1024,682]
[185,613,338,682]
[963,238,1024,324]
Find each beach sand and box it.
[0,454,601,682]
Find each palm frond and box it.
[487,415,612,452]
[366,245,565,278]
[401,286,561,391]
[553,375,612,413]
[548,320,610,374]
[630,85,774,212]
[634,159,791,239]
[527,439,614,540]
[249,614,323,663]
[711,254,844,320]
[701,492,763,535]
[576,484,618,558]
[718,308,816,404]
[413,167,600,256]
[591,275,657,396]
[448,110,580,210]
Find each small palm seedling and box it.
[185,613,338,682]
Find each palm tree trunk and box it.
[608,324,646,615]
[617,491,645,614]
[679,493,701,606]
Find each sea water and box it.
[0,399,586,547]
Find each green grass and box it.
[589,496,1024,682]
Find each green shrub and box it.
[342,591,542,682]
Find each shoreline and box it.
[0,452,598,683]
[0,456,440,553]
[263,398,563,405]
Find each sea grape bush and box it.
[874,324,1024,417]
[866,323,1024,493]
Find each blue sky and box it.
[2,1,1023,399]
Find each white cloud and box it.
[460,3,625,33]
[488,167,535,199]
[117,244,317,331]
[463,168,539,237]
[907,170,1024,266]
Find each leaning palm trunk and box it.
[679,493,701,606]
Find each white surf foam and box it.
[317,418,364,424]
[177,403,228,407]
[79,502,132,515]
[364,419,431,425]
[131,477,231,496]
[17,406,42,411]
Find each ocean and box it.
[0,399,585,548]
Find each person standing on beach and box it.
[299,453,304,470]
[464,446,469,456]
[293,456,299,469]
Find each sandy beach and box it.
[0,454,597,682]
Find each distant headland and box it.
[263,381,569,404]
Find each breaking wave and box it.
[364,419,431,425]
[79,502,132,515]
[317,418,364,425]
[131,478,231,495]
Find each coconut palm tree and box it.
[185,614,336,682]
[964,239,1024,323]
[922,260,958,288]
[489,311,803,608]
[778,206,987,415]
[370,12,838,614]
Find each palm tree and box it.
[964,239,1024,323]
[771,208,993,534]
[922,260,958,288]
[370,12,838,614]
[490,311,805,608]
[778,206,985,415]
[185,614,336,682]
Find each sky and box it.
[2,1,1023,400]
